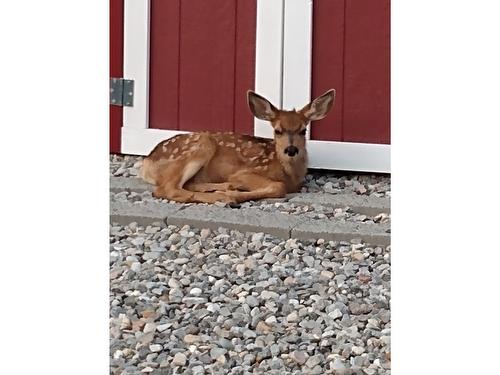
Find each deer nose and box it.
[284,146,299,157]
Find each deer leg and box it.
[155,180,237,204]
[219,173,287,203]
[153,160,237,204]
[184,182,247,193]
[155,185,235,204]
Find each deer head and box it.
[247,89,336,161]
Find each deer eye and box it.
[299,129,307,136]
[274,129,283,135]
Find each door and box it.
[116,0,390,172]
[274,0,390,172]
[120,0,259,156]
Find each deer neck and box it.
[277,148,309,192]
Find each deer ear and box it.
[247,91,278,121]
[300,89,336,121]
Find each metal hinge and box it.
[110,78,134,107]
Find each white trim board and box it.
[308,140,390,173]
[254,0,284,139]
[282,0,312,111]
[122,127,391,173]
[123,0,150,130]
[282,0,313,140]
[121,127,188,156]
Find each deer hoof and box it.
[152,188,164,199]
[214,191,238,204]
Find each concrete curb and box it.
[291,221,390,247]
[110,199,390,246]
[110,200,181,227]
[167,206,304,239]
[110,177,152,193]
[288,193,390,215]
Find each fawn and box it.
[140,89,335,204]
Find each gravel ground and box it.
[110,222,391,375]
[110,155,391,198]
[110,154,391,226]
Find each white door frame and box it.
[120,0,390,173]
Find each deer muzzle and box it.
[284,146,299,157]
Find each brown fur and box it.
[140,90,335,204]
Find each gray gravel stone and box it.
[183,334,200,344]
[287,311,299,323]
[303,255,315,267]
[192,365,205,375]
[306,354,323,368]
[174,258,189,265]
[171,352,187,366]
[261,291,279,300]
[291,350,308,365]
[331,358,347,371]
[329,308,343,320]
[243,329,257,339]
[210,347,227,359]
[262,252,278,264]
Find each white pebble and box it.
[149,344,162,353]
[143,323,156,333]
[190,287,202,296]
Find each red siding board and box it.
[234,0,257,135]
[343,0,390,144]
[110,0,124,153]
[310,0,345,142]
[149,0,181,130]
[149,0,256,134]
[178,0,236,132]
[311,0,390,144]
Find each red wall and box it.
[110,0,123,153]
[149,0,256,135]
[311,0,390,144]
[112,0,389,149]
